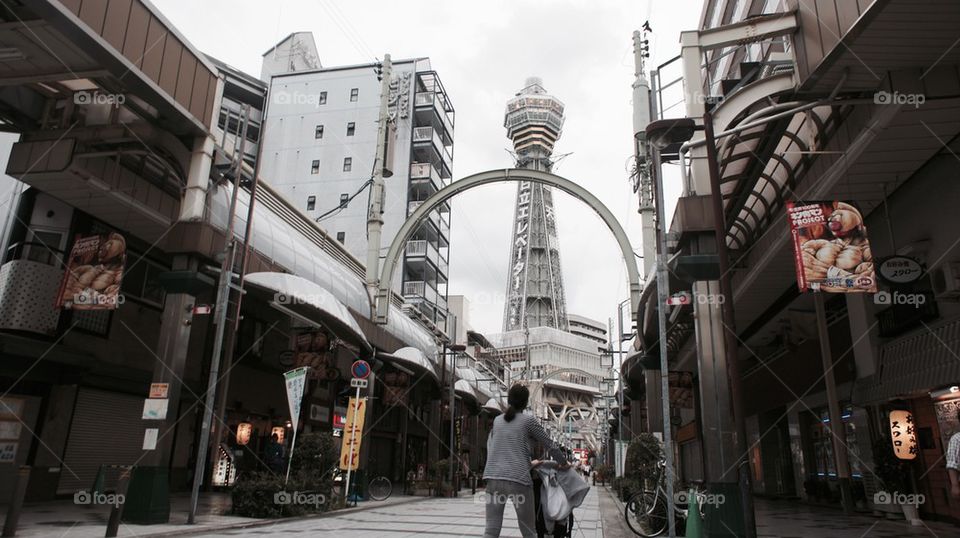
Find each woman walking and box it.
[483,384,568,538]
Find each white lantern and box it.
[236,422,253,445]
[888,409,918,460]
[272,426,285,444]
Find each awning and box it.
[244,272,372,352]
[455,379,480,402]
[379,346,439,385]
[853,317,960,405]
[483,397,504,414]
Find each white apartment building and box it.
[567,313,608,346]
[259,36,454,326]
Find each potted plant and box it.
[871,438,921,525]
[431,458,453,497]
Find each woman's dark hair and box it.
[504,384,529,422]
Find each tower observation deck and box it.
[502,78,569,332]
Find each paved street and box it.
[182,489,604,538]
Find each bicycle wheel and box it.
[368,475,392,501]
[624,491,667,537]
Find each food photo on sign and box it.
[786,201,876,293]
[55,232,126,310]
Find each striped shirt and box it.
[947,433,960,471]
[483,412,567,486]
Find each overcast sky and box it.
[154,0,704,336]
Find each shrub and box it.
[625,433,663,487]
[231,432,337,518]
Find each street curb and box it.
[135,495,435,537]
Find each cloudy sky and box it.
[154,0,704,336]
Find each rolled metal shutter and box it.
[57,388,145,495]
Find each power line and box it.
[315,178,373,222]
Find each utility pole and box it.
[188,104,249,524]
[366,54,392,305]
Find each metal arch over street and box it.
[374,168,642,326]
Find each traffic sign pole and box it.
[343,358,371,506]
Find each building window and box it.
[346,122,355,136]
[319,91,327,105]
[307,196,316,211]
[350,88,359,102]
[336,232,345,243]
[339,193,349,208]
[343,157,352,172]
[311,160,320,174]
[315,125,324,139]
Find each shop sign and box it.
[382,372,410,406]
[786,201,877,293]
[56,233,126,309]
[294,331,330,376]
[877,256,924,286]
[338,397,366,471]
[149,383,169,399]
[888,409,918,460]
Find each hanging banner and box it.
[786,201,877,293]
[284,367,309,435]
[338,397,366,470]
[56,232,126,309]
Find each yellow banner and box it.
[338,397,366,470]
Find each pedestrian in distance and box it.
[483,384,569,538]
[265,432,286,474]
[947,406,960,499]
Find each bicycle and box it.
[367,474,393,501]
[623,460,706,537]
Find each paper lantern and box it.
[888,410,918,460]
[236,422,253,445]
[271,426,285,443]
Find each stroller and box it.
[532,462,590,538]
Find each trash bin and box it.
[121,466,169,524]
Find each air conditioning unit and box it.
[931,261,960,300]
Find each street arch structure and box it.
[531,367,606,452]
[374,168,642,326]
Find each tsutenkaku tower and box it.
[502,77,569,332]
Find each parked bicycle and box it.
[367,475,392,501]
[329,466,392,503]
[623,460,706,537]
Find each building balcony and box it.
[0,245,64,335]
[405,239,446,269]
[414,92,454,144]
[409,162,447,198]
[408,200,449,238]
[412,126,452,174]
[403,280,439,305]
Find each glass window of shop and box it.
[809,405,864,479]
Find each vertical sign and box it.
[338,397,367,470]
[786,201,877,293]
[284,367,309,435]
[506,181,532,329]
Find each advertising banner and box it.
[284,367,309,435]
[338,397,366,471]
[56,232,126,309]
[786,201,877,293]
